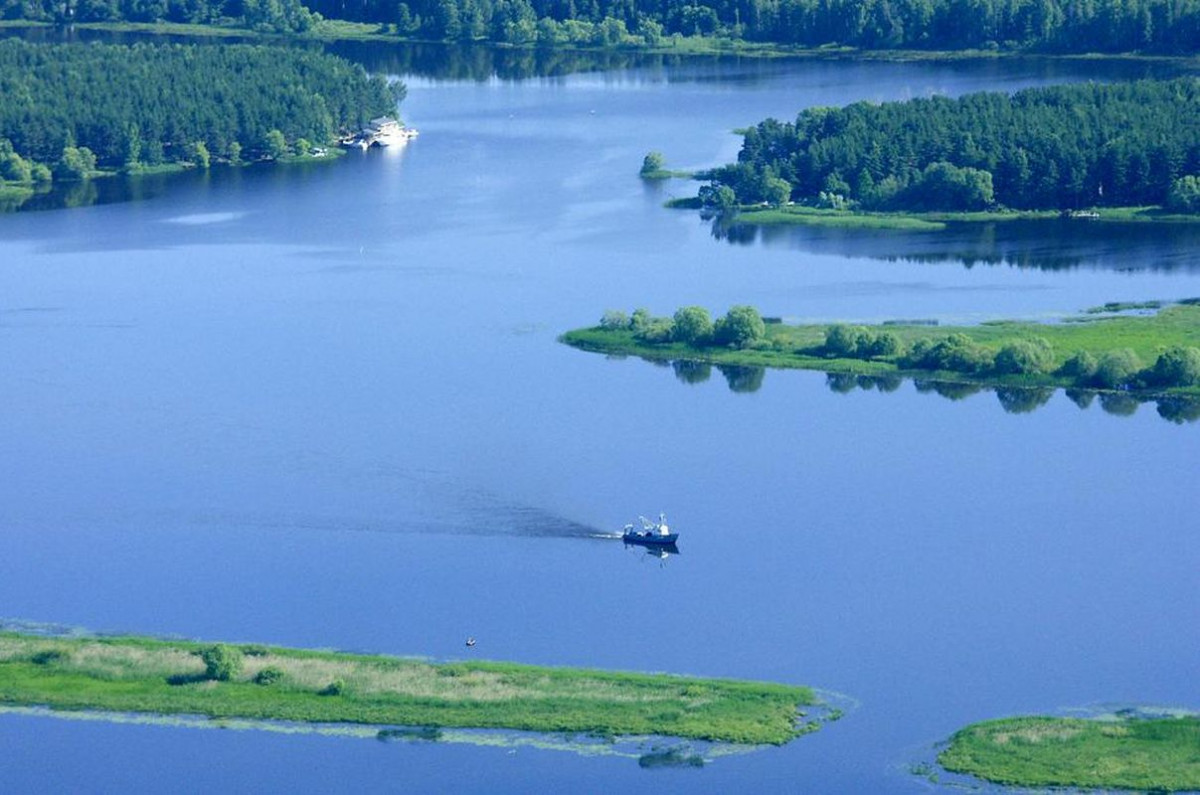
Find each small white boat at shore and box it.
[341,117,418,149]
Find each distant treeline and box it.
[0,40,397,175]
[708,79,1200,212]
[5,0,1199,52]
[2,0,319,32]
[306,0,1200,53]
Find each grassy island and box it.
[0,632,819,745]
[938,714,1200,791]
[562,302,1200,401]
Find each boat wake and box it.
[170,484,610,542]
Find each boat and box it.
[338,118,419,150]
[622,513,678,546]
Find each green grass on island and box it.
[691,204,1200,231]
[0,633,819,745]
[561,302,1200,398]
[938,715,1200,791]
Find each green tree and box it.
[1149,346,1200,387]
[1058,350,1099,381]
[191,140,211,168]
[629,307,653,333]
[228,141,243,165]
[905,333,992,373]
[635,318,674,343]
[824,325,868,357]
[55,146,97,180]
[122,125,141,170]
[763,175,791,206]
[698,184,737,212]
[1092,349,1142,389]
[0,144,33,182]
[905,161,995,210]
[993,337,1053,375]
[200,644,243,681]
[1166,176,1200,213]
[866,332,903,358]
[640,151,665,177]
[672,306,713,344]
[264,129,289,160]
[714,305,765,348]
[600,309,629,329]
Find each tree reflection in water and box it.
[717,364,765,393]
[645,357,1199,423]
[1099,391,1141,416]
[995,386,1054,414]
[672,359,712,385]
[914,379,984,401]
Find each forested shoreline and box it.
[0,40,398,185]
[701,79,1200,214]
[3,0,1199,53]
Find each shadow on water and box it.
[646,354,1200,424]
[624,541,680,567]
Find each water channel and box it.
[1,39,1198,791]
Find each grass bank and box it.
[717,204,1200,230]
[732,205,948,230]
[938,715,1200,791]
[0,632,818,745]
[561,302,1200,398]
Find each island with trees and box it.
[0,631,831,746]
[561,301,1200,406]
[937,712,1200,791]
[0,40,401,211]
[671,78,1200,226]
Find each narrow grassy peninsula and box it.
[0,633,817,745]
[939,715,1200,791]
[562,302,1200,398]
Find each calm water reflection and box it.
[658,355,1200,422]
[1,41,1198,793]
[711,214,1200,272]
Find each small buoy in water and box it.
[465,637,476,647]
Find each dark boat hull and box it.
[622,532,679,546]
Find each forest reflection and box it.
[708,214,1200,273]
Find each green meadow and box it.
[0,633,817,745]
[562,303,1200,397]
[939,715,1200,791]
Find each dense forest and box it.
[0,40,398,176]
[3,0,1199,52]
[705,78,1200,212]
[307,0,1200,53]
[1,0,320,32]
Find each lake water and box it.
[1,42,1198,792]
